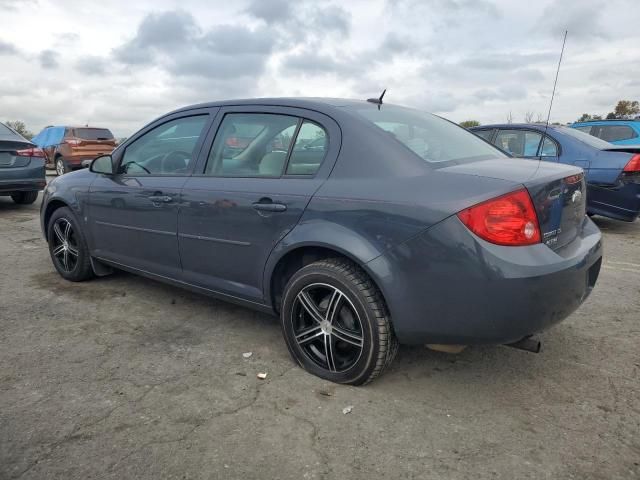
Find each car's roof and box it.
[168,97,380,116]
[470,123,559,131]
[571,119,640,125]
[42,125,113,130]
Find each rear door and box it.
[493,128,559,162]
[178,105,340,302]
[87,109,214,278]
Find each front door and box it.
[178,107,339,302]
[87,112,212,278]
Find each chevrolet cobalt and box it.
[40,98,603,384]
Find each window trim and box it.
[116,113,210,178]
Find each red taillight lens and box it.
[623,154,640,173]
[16,147,45,157]
[457,188,541,246]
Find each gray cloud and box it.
[76,56,109,75]
[537,0,609,40]
[281,51,360,76]
[460,52,556,70]
[245,0,292,24]
[38,50,59,69]
[0,40,18,55]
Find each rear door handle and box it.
[252,201,287,212]
[149,195,173,203]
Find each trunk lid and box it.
[72,128,117,155]
[441,158,586,250]
[0,140,34,168]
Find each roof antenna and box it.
[367,89,386,109]
[543,30,567,139]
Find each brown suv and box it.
[31,126,116,175]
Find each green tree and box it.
[613,100,639,118]
[459,120,480,128]
[577,113,592,122]
[5,120,34,140]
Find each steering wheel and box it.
[160,151,191,173]
[123,161,151,174]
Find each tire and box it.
[281,258,398,385]
[11,191,39,204]
[47,207,94,282]
[55,156,70,176]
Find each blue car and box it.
[471,124,640,222]
[571,119,640,145]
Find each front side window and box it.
[286,121,327,175]
[354,105,505,164]
[494,129,542,157]
[120,116,207,175]
[205,113,299,177]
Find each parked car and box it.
[0,121,46,204]
[471,124,640,222]
[571,119,640,145]
[31,126,116,176]
[40,99,602,385]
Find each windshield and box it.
[560,126,612,149]
[354,105,506,163]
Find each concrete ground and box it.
[0,192,639,480]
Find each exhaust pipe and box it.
[505,336,541,353]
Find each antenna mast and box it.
[544,30,568,134]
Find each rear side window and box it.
[473,129,494,141]
[354,105,505,163]
[74,128,114,140]
[494,129,542,157]
[286,121,327,175]
[593,125,637,142]
[573,126,592,134]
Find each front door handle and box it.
[252,200,287,212]
[149,195,173,203]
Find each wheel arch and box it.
[43,199,71,242]
[265,237,390,320]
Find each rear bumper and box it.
[367,215,603,345]
[0,160,46,193]
[587,183,640,222]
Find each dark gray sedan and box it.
[0,122,46,204]
[40,98,603,384]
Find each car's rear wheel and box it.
[47,207,94,281]
[55,157,69,176]
[11,191,38,204]
[280,258,398,385]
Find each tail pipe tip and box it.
[505,336,541,353]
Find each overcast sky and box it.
[1,0,639,137]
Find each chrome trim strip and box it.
[94,220,175,236]
[178,232,250,246]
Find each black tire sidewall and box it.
[47,207,90,281]
[281,264,382,384]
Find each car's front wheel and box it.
[11,191,39,204]
[47,207,94,281]
[281,258,398,385]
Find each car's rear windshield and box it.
[353,105,506,164]
[74,128,114,140]
[0,123,15,135]
[560,126,612,149]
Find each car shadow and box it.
[591,215,639,235]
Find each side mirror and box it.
[90,154,114,174]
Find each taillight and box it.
[457,188,541,246]
[65,139,81,146]
[623,154,640,173]
[16,147,45,157]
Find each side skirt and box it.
[93,256,275,315]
